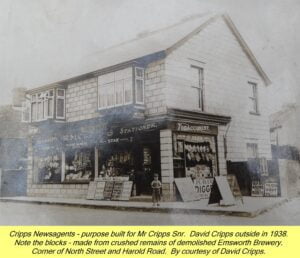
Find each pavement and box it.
[0,196,287,217]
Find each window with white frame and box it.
[191,66,204,111]
[248,82,259,114]
[135,67,144,104]
[97,67,144,109]
[22,88,64,122]
[56,89,65,119]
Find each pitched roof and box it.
[27,13,270,92]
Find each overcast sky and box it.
[1,0,299,112]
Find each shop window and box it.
[173,133,218,198]
[173,133,218,178]
[191,66,204,111]
[97,66,144,110]
[64,149,94,182]
[22,88,64,122]
[248,82,259,115]
[34,152,62,183]
[98,151,134,178]
[247,143,258,159]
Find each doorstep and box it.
[0,196,288,218]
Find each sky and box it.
[0,0,299,112]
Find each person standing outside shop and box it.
[151,174,162,207]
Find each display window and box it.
[173,133,218,197]
[34,152,62,183]
[98,150,134,178]
[64,149,94,182]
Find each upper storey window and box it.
[97,66,144,110]
[191,66,204,111]
[248,82,259,115]
[22,88,65,122]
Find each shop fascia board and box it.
[148,108,231,126]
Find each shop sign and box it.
[119,122,158,135]
[104,122,160,141]
[264,182,278,197]
[33,132,99,152]
[175,122,218,135]
[251,181,264,197]
[194,178,214,198]
[174,177,201,202]
[226,174,243,201]
[208,176,236,206]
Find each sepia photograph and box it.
[0,0,299,225]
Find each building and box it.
[0,88,28,196]
[270,104,300,198]
[23,14,272,200]
[270,104,300,153]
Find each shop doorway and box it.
[97,133,160,196]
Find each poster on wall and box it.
[251,180,264,197]
[264,182,278,197]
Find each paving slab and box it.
[0,196,287,217]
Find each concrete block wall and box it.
[66,78,98,122]
[144,60,167,116]
[160,129,175,201]
[165,17,272,162]
[64,61,167,122]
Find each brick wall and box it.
[165,17,272,162]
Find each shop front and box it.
[28,119,164,199]
[171,122,219,199]
[97,121,162,196]
[27,110,231,201]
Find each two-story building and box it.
[23,14,272,200]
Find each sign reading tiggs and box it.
[175,122,218,135]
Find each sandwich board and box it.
[208,176,235,206]
[174,177,201,202]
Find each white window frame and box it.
[97,68,135,110]
[44,90,54,119]
[191,65,204,111]
[56,88,66,119]
[135,67,145,105]
[248,82,259,115]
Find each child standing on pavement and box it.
[151,174,162,207]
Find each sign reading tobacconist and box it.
[174,122,218,135]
